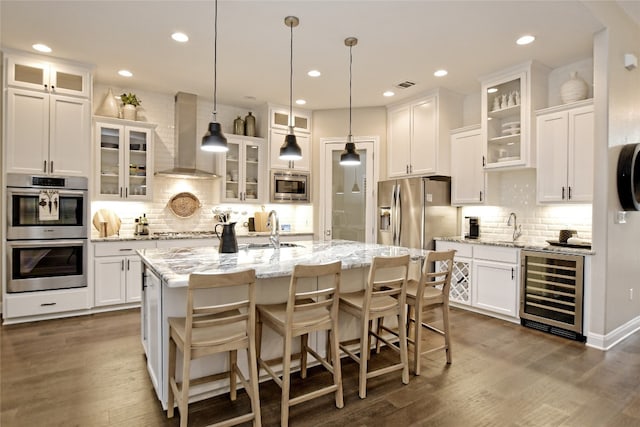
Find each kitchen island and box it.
[137,239,426,407]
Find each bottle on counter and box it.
[140,214,149,235]
[134,218,140,235]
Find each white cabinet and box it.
[142,266,162,394]
[3,288,89,319]
[94,241,155,306]
[5,88,90,176]
[450,125,486,205]
[267,104,312,171]
[269,128,311,171]
[387,89,462,178]
[472,246,519,318]
[436,241,519,320]
[481,61,549,170]
[219,136,266,202]
[6,53,91,98]
[536,100,594,203]
[95,118,156,200]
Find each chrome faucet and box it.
[507,212,522,242]
[267,210,280,249]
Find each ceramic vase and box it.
[233,116,244,135]
[122,104,137,121]
[96,88,119,118]
[244,112,256,136]
[560,71,588,104]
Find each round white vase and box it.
[96,88,119,118]
[560,71,588,104]
[122,104,137,121]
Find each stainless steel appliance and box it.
[520,250,585,341]
[271,170,310,203]
[464,216,479,239]
[377,176,459,250]
[6,173,88,293]
[6,173,88,240]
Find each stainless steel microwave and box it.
[270,170,310,203]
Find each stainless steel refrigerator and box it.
[377,176,459,250]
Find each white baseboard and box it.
[586,315,640,351]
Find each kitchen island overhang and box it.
[137,239,426,408]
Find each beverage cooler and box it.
[520,250,585,341]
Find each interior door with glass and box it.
[321,140,375,243]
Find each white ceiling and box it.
[1,1,631,111]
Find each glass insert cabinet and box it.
[218,136,265,203]
[94,119,156,201]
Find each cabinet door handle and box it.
[561,187,565,200]
[121,260,125,271]
[568,186,572,200]
[120,187,123,198]
[125,188,128,198]
[127,259,130,270]
[406,165,409,174]
[44,84,48,91]
[41,302,56,307]
[50,161,54,173]
[480,191,483,202]
[511,267,515,280]
[43,160,47,173]
[482,156,486,167]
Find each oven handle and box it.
[7,189,88,197]
[7,239,87,248]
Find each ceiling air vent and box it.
[395,80,416,89]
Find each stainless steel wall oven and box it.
[5,173,88,293]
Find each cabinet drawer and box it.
[474,245,519,263]
[94,240,156,256]
[436,241,472,258]
[5,288,89,318]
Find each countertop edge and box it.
[435,236,595,256]
[91,231,314,243]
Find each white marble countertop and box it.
[435,236,594,255]
[91,230,313,243]
[137,239,427,288]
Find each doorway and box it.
[319,137,378,243]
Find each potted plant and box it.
[120,93,141,120]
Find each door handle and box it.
[127,259,130,270]
[480,191,483,202]
[511,267,515,280]
[121,260,125,271]
[50,161,53,173]
[43,160,47,173]
[561,187,565,200]
[482,156,486,167]
[568,187,572,200]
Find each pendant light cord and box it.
[213,0,218,120]
[348,43,353,139]
[289,21,294,129]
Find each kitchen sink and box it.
[244,242,302,250]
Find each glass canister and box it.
[233,116,244,135]
[244,112,256,137]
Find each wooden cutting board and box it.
[92,209,121,237]
[254,211,269,232]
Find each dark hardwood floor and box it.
[2,307,640,426]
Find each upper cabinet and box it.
[94,118,156,201]
[480,61,549,170]
[6,54,92,98]
[387,88,462,178]
[536,100,594,203]
[218,136,266,203]
[4,52,92,177]
[267,105,312,171]
[450,125,486,205]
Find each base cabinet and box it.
[436,241,519,320]
[94,241,155,306]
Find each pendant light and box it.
[279,16,302,161]
[351,169,361,193]
[340,37,361,166]
[201,0,228,152]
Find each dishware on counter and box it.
[214,222,238,253]
[558,229,578,243]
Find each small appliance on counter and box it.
[464,216,479,239]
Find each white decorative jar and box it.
[560,71,588,104]
[96,88,119,118]
[122,104,137,121]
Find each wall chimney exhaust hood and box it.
[155,92,218,179]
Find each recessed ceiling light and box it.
[383,91,395,97]
[118,70,133,77]
[32,43,51,53]
[295,99,306,105]
[171,32,189,43]
[516,35,535,45]
[307,70,321,77]
[487,87,498,93]
[434,69,448,77]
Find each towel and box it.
[38,190,59,221]
[567,236,591,245]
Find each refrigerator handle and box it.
[395,184,402,246]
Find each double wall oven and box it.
[6,174,88,293]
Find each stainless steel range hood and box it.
[155,92,218,179]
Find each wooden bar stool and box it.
[379,250,456,375]
[167,269,261,427]
[338,254,410,399]
[256,260,343,427]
